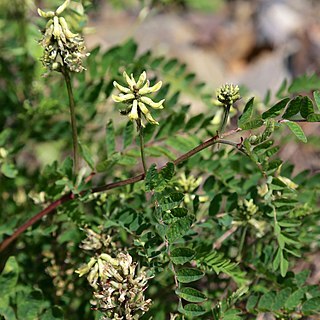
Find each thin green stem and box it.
[237,225,248,261]
[62,66,80,175]
[139,127,147,175]
[219,104,231,136]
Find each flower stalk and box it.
[112,70,165,175]
[139,126,147,175]
[216,83,240,136]
[61,66,79,174]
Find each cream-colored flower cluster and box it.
[237,199,258,220]
[216,83,240,106]
[76,252,152,319]
[112,71,165,126]
[79,227,113,252]
[38,0,89,72]
[176,173,208,204]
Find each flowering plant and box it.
[1,1,320,319]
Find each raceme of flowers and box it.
[76,252,152,320]
[38,0,89,72]
[112,71,165,126]
[216,83,241,106]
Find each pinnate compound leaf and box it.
[176,287,207,303]
[262,98,290,119]
[176,268,204,283]
[283,121,307,143]
[238,97,254,127]
[170,247,195,265]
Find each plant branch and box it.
[0,136,246,253]
[62,66,80,175]
[213,225,238,249]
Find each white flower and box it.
[112,71,165,126]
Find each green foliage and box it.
[1,1,320,319]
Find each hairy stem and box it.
[62,66,80,175]
[0,136,246,253]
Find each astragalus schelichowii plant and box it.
[1,0,320,319]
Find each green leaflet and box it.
[307,113,320,122]
[238,97,254,128]
[180,303,206,317]
[313,90,320,111]
[240,118,264,130]
[106,119,116,156]
[1,162,18,178]
[302,298,320,315]
[170,247,195,265]
[79,142,94,170]
[258,292,275,311]
[288,73,320,93]
[262,98,290,119]
[0,257,19,294]
[122,120,134,149]
[166,216,193,243]
[300,96,314,119]
[283,121,307,143]
[176,287,207,303]
[282,96,302,119]
[176,268,204,283]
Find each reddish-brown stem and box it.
[0,136,245,253]
[0,193,72,252]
